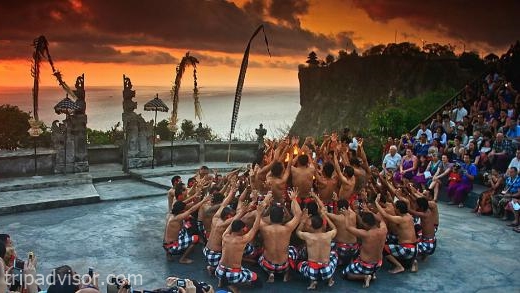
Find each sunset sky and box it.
[0,0,518,89]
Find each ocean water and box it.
[0,86,300,139]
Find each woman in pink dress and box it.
[394,148,417,185]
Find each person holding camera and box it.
[0,242,7,293]
[165,277,214,293]
[491,167,520,221]
[473,169,503,215]
[447,154,477,208]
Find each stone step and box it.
[89,163,131,183]
[438,183,488,209]
[93,179,167,201]
[0,183,100,215]
[0,173,92,192]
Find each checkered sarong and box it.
[384,243,417,260]
[197,220,209,242]
[297,251,338,281]
[386,233,399,244]
[258,246,297,274]
[332,242,359,261]
[417,237,436,255]
[343,257,382,276]
[215,264,257,284]
[163,228,199,255]
[243,242,261,259]
[203,246,222,268]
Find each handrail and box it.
[410,72,487,134]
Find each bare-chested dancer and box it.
[410,197,437,260]
[333,152,356,201]
[256,142,291,202]
[291,154,316,207]
[375,194,418,274]
[215,194,271,292]
[321,198,359,265]
[164,194,210,264]
[203,188,250,275]
[295,206,338,290]
[342,211,387,288]
[258,189,302,282]
[315,162,339,212]
[167,175,182,211]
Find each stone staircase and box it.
[0,173,100,215]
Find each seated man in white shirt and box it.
[451,100,468,123]
[416,121,433,143]
[381,145,402,177]
[508,149,520,171]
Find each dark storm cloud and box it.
[243,0,266,17]
[268,0,310,28]
[0,40,177,65]
[193,51,299,70]
[335,31,357,51]
[0,0,355,65]
[352,0,520,49]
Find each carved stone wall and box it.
[52,74,89,173]
[121,75,153,170]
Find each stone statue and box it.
[255,123,267,146]
[73,74,86,114]
[51,73,89,173]
[196,122,205,143]
[123,75,137,113]
[121,75,153,169]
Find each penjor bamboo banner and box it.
[228,24,271,162]
[32,35,78,121]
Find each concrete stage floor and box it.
[1,196,519,293]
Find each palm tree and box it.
[31,35,77,121]
[168,52,201,133]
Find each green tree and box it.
[87,129,111,145]
[459,51,484,70]
[195,123,218,141]
[0,105,31,150]
[179,119,196,139]
[156,119,174,141]
[483,53,499,64]
[367,88,456,162]
[363,44,386,56]
[86,122,123,145]
[423,43,456,58]
[383,42,422,57]
[325,54,335,65]
[338,50,348,60]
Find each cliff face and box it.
[291,55,477,137]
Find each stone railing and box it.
[0,140,258,178]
